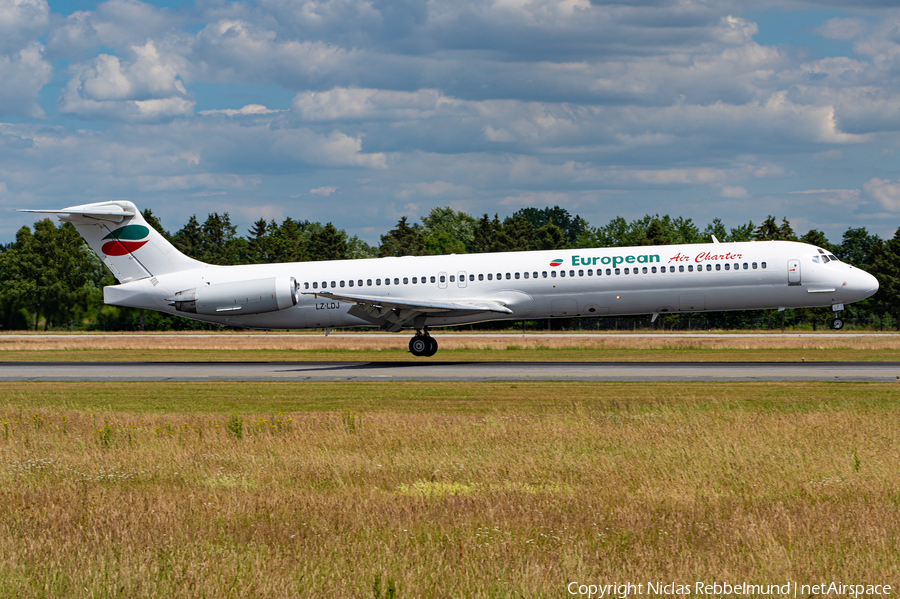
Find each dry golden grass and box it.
[0,381,898,597]
[3,332,900,362]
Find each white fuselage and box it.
[103,240,879,329]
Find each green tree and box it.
[512,206,586,243]
[534,221,569,250]
[869,228,900,328]
[837,227,879,267]
[307,222,348,261]
[421,207,476,252]
[379,217,426,257]
[172,215,203,259]
[141,209,169,239]
[801,229,839,254]
[754,216,797,241]
[0,220,96,330]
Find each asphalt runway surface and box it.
[3,361,900,382]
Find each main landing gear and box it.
[409,329,438,357]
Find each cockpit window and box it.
[828,254,838,261]
[812,256,820,263]
[822,256,830,263]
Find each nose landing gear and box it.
[833,319,843,330]
[409,329,438,357]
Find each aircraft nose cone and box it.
[863,271,879,297]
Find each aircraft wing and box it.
[302,291,512,331]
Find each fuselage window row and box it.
[300,260,768,290]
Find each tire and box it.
[423,336,438,357]
[833,319,843,330]
[409,336,428,356]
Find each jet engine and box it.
[170,277,298,315]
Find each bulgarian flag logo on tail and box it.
[549,257,564,267]
[101,225,150,256]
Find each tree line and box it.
[1,206,898,331]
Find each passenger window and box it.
[560,271,566,277]
[706,264,711,271]
[515,273,520,279]
[542,271,548,278]
[358,280,363,286]
[469,275,474,281]
[587,269,593,276]
[743,263,748,269]
[412,277,417,284]
[569,270,574,277]
[669,266,676,273]
[606,268,611,275]
[488,274,493,280]
[533,272,538,278]
[761,262,767,269]
[578,270,584,276]
[506,273,511,280]
[340,280,345,287]
[304,282,310,289]
[367,279,372,286]
[449,275,455,282]
[478,274,484,281]
[385,278,390,285]
[497,273,501,280]
[551,271,557,278]
[313,282,318,289]
[392,278,398,285]
[403,277,408,284]
[651,267,657,273]
[733,264,738,270]
[724,264,730,271]
[752,263,757,269]
[615,268,621,275]
[349,280,354,287]
[679,265,684,272]
[687,265,692,272]
[523,272,529,279]
[624,268,630,274]
[440,275,446,283]
[643,267,648,274]
[715,264,721,271]
[376,279,382,285]
[430,276,436,283]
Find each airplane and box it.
[19,200,879,356]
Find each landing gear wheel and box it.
[833,319,844,330]
[423,336,438,357]
[409,336,429,356]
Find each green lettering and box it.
[637,255,648,263]
[601,256,611,265]
[613,256,623,267]
[571,256,579,266]
[649,255,659,263]
[592,257,600,265]
[625,255,635,264]
[581,257,591,266]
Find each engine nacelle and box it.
[170,277,298,316]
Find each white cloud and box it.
[292,88,454,121]
[721,186,748,198]
[0,42,52,117]
[309,186,337,196]
[59,40,193,121]
[199,104,280,116]
[0,0,49,52]
[864,178,900,211]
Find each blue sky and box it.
[4,0,900,245]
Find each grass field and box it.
[2,381,899,597]
[4,332,900,362]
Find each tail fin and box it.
[18,201,205,283]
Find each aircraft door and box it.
[458,271,467,288]
[438,272,448,289]
[787,259,801,285]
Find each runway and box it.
[3,361,900,382]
